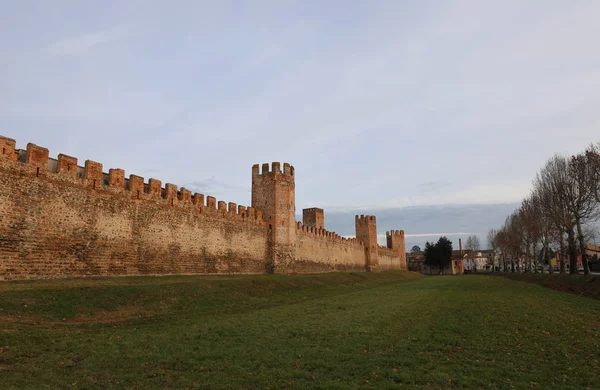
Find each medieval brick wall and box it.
[288,224,366,273]
[0,140,268,280]
[0,136,407,280]
[378,247,406,271]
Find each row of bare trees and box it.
[488,142,600,275]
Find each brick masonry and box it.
[0,136,406,280]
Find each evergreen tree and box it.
[423,241,437,271]
[423,237,453,273]
[436,236,453,271]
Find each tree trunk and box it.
[576,220,590,276]
[545,235,552,274]
[533,242,539,274]
[559,234,566,274]
[525,240,531,273]
[567,227,578,275]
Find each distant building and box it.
[407,252,425,273]
[463,252,490,272]
[423,258,464,275]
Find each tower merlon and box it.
[57,153,78,178]
[109,169,125,188]
[148,178,162,196]
[206,196,217,210]
[179,188,192,203]
[26,143,49,171]
[128,174,144,194]
[0,136,16,159]
[84,160,103,188]
[272,162,281,174]
[164,183,177,200]
[228,202,237,215]
[193,193,204,207]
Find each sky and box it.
[2,1,599,248]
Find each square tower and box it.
[303,208,324,230]
[252,162,296,273]
[386,230,407,270]
[355,215,379,271]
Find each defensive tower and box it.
[386,230,407,269]
[355,215,379,271]
[252,162,296,273]
[302,207,324,230]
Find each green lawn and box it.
[1,272,599,389]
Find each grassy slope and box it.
[1,273,599,389]
[494,272,600,299]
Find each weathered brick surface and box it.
[379,247,406,270]
[0,137,407,280]
[292,230,366,273]
[0,154,268,280]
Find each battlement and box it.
[252,162,295,180]
[295,221,362,247]
[0,137,265,226]
[379,245,398,256]
[386,230,404,238]
[1,134,408,279]
[355,215,376,225]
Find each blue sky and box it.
[2,1,599,247]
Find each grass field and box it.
[1,272,599,389]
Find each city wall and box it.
[290,223,366,273]
[0,136,407,280]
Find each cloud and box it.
[2,1,599,223]
[46,25,128,56]
[184,177,246,197]
[403,232,475,238]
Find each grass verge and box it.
[491,272,600,299]
[1,272,599,389]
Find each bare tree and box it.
[531,190,554,273]
[490,143,600,277]
[465,235,481,252]
[502,211,525,273]
[534,155,578,274]
[520,195,543,273]
[585,142,600,204]
[568,151,600,275]
[487,229,499,272]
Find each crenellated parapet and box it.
[252,162,295,181]
[295,221,363,247]
[384,229,407,270]
[0,137,265,227]
[1,134,409,279]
